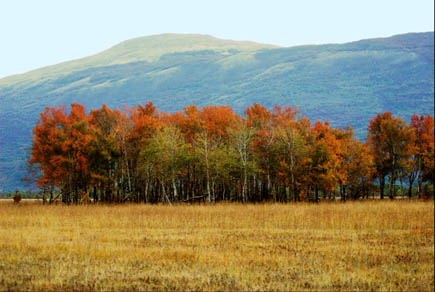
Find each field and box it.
[0,200,433,291]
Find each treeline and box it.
[28,102,434,204]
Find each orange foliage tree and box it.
[367,112,416,199]
[410,114,434,198]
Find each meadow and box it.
[0,200,433,291]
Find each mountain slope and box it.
[0,34,278,87]
[0,32,433,191]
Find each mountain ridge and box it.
[4,31,432,85]
[0,33,279,87]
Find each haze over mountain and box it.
[0,32,433,192]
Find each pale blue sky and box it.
[0,0,433,78]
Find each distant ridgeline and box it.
[27,102,434,204]
[0,32,434,191]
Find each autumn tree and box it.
[30,104,93,203]
[246,104,277,201]
[367,112,415,199]
[127,102,161,201]
[64,103,93,203]
[273,106,307,202]
[29,105,68,200]
[339,136,375,200]
[229,118,256,203]
[306,121,344,201]
[410,114,434,198]
[195,106,237,203]
[88,104,121,202]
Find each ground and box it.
[0,200,433,291]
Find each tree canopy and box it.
[28,102,434,204]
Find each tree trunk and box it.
[293,183,298,203]
[243,166,248,203]
[389,172,395,200]
[160,178,172,205]
[315,187,319,203]
[417,158,422,197]
[380,176,385,200]
[171,176,178,202]
[206,167,211,203]
[408,176,414,198]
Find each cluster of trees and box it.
[28,102,434,204]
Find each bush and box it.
[13,193,21,204]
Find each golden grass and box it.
[0,200,433,291]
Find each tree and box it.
[273,107,307,202]
[367,112,415,199]
[144,125,189,204]
[64,103,93,203]
[30,105,68,192]
[29,104,93,204]
[127,102,161,201]
[88,104,122,202]
[247,104,276,201]
[410,114,434,198]
[229,118,256,203]
[196,105,238,203]
[340,137,375,200]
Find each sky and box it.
[0,0,433,78]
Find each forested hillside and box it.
[0,32,434,191]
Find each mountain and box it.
[0,32,434,191]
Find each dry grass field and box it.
[0,200,433,291]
